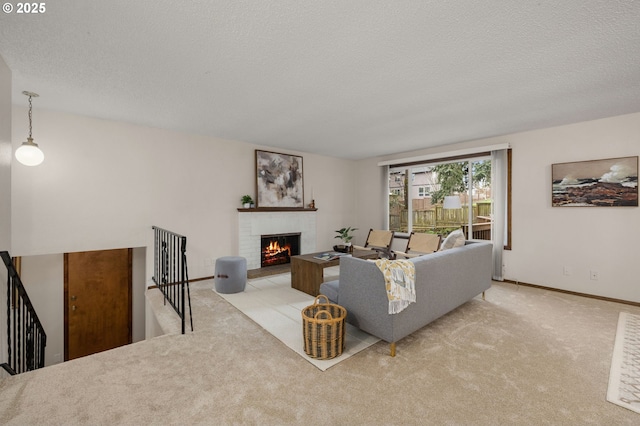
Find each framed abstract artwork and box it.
[255,150,304,208]
[552,156,638,207]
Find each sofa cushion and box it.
[439,229,465,251]
[319,280,340,304]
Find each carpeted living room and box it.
[1,1,640,425]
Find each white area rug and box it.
[607,312,640,414]
[214,270,380,371]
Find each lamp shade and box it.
[443,195,462,209]
[15,138,45,166]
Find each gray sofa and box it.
[319,240,493,356]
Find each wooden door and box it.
[64,248,132,361]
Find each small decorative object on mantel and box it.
[333,227,358,253]
[309,187,315,208]
[552,156,638,207]
[241,195,254,209]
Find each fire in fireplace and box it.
[261,233,301,267]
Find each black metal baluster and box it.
[16,292,21,373]
[150,228,193,334]
[2,252,47,375]
[172,235,176,309]
[6,273,12,372]
[180,236,185,334]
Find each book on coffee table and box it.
[313,252,349,261]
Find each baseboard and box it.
[502,279,640,308]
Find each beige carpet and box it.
[214,273,379,371]
[608,312,640,413]
[2,280,640,424]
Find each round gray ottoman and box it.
[214,256,247,294]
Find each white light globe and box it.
[15,139,45,166]
[443,195,462,209]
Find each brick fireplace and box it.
[238,210,317,270]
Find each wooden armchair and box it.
[393,232,441,259]
[353,229,395,259]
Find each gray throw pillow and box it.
[439,229,465,251]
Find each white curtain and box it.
[491,149,508,281]
[382,165,390,230]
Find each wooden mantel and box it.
[237,207,317,212]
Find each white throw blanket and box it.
[375,259,416,314]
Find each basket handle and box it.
[314,294,330,305]
[314,310,334,320]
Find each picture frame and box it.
[255,150,304,208]
[551,156,638,207]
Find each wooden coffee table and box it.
[291,249,379,296]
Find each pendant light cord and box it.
[28,95,33,138]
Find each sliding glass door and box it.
[388,156,492,240]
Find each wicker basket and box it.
[301,295,347,359]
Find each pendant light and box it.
[443,195,462,209]
[15,91,44,166]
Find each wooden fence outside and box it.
[390,201,492,236]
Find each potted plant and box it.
[241,195,254,208]
[334,227,358,252]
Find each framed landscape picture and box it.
[255,150,304,208]
[552,156,638,207]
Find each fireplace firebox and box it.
[261,233,301,267]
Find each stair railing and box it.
[1,251,47,375]
[151,227,193,334]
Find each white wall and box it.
[11,108,357,278]
[0,54,10,373]
[302,153,359,249]
[132,247,146,342]
[353,157,388,236]
[0,55,11,251]
[19,254,63,365]
[361,112,640,303]
[501,113,639,302]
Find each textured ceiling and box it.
[1,1,639,160]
